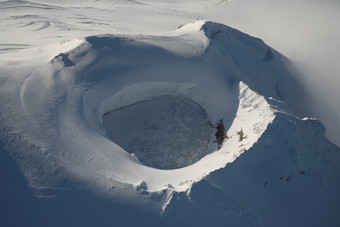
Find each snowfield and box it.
[1,1,340,227]
[2,21,279,193]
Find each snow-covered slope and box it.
[1,19,340,226]
[165,113,340,227]
[2,0,340,148]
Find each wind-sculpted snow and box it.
[1,21,340,226]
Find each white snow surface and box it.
[1,20,276,193]
[1,1,340,226]
[1,0,340,148]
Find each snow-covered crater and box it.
[82,77,274,192]
[1,3,340,224]
[1,20,302,195]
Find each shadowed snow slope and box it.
[1,21,340,226]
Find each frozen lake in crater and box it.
[102,95,212,169]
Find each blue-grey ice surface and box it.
[103,95,211,169]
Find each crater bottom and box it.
[102,95,211,169]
